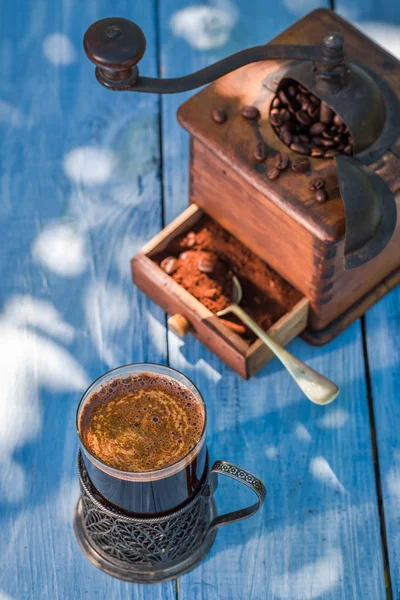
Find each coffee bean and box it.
[299,134,310,143]
[281,131,292,146]
[288,84,297,97]
[212,107,227,124]
[254,141,268,161]
[185,232,196,248]
[309,94,319,104]
[320,102,334,124]
[179,251,189,260]
[272,97,281,108]
[321,138,335,148]
[309,122,326,136]
[312,137,322,147]
[298,84,310,94]
[292,135,300,144]
[301,100,310,112]
[290,142,310,155]
[296,110,312,126]
[309,177,325,191]
[296,93,307,104]
[270,112,283,127]
[266,166,280,180]
[322,130,333,139]
[307,104,319,119]
[344,144,353,155]
[315,189,328,203]
[292,157,311,173]
[324,149,339,157]
[333,135,342,144]
[333,114,344,128]
[280,121,294,134]
[275,152,290,170]
[242,105,260,120]
[198,257,215,274]
[311,148,325,157]
[337,144,346,151]
[280,108,291,122]
[161,256,178,275]
[278,89,290,105]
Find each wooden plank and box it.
[0,1,174,598]
[334,3,400,596]
[364,289,400,599]
[158,2,386,598]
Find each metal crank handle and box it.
[83,18,346,93]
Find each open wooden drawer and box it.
[131,204,309,379]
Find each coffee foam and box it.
[79,372,205,473]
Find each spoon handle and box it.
[228,305,339,405]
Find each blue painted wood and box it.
[335,3,400,597]
[364,289,400,599]
[0,1,174,598]
[158,2,386,598]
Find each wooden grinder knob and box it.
[83,17,146,84]
[168,314,191,337]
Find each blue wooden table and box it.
[1,1,400,598]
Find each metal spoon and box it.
[217,276,339,405]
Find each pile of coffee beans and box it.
[269,79,353,158]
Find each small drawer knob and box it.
[168,314,191,337]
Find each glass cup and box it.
[75,363,266,583]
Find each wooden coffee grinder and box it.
[83,10,399,379]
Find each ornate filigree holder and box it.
[74,451,266,583]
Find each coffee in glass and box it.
[77,365,207,514]
[75,363,266,583]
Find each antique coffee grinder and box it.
[84,9,399,378]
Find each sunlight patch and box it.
[266,446,279,460]
[283,0,322,16]
[0,299,89,502]
[3,295,74,342]
[387,468,400,503]
[197,359,222,384]
[317,408,349,430]
[42,33,77,65]
[354,22,400,59]
[147,312,167,357]
[84,281,131,367]
[0,101,24,127]
[170,1,238,50]
[32,223,87,277]
[294,423,312,442]
[273,547,343,599]
[63,146,115,186]
[310,456,346,493]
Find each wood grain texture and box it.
[364,289,400,600]
[132,205,309,378]
[158,1,386,599]
[334,3,400,597]
[0,1,174,598]
[181,10,400,334]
